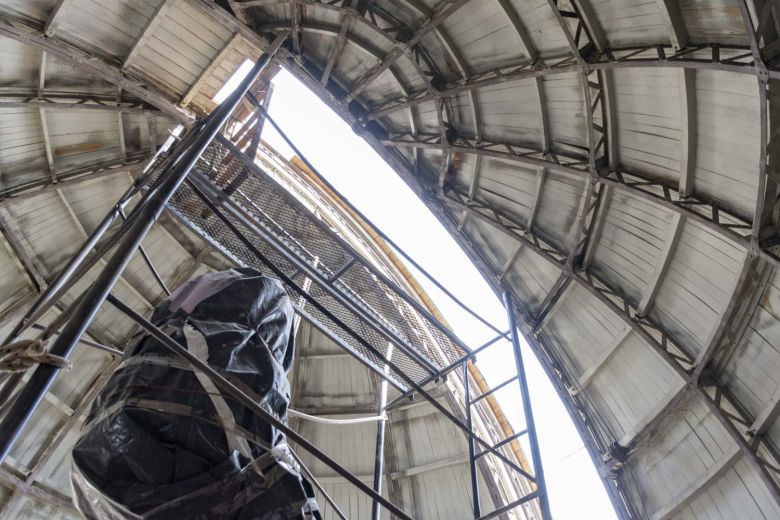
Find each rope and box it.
[0,339,71,372]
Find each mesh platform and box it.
[165,135,469,391]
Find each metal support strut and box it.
[0,34,552,517]
[371,344,392,520]
[465,361,482,518]
[0,49,276,463]
[504,290,551,520]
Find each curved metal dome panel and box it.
[0,0,778,518]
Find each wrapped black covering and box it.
[71,267,319,519]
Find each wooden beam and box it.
[38,107,55,183]
[602,69,619,170]
[499,243,522,280]
[535,279,572,331]
[291,4,302,54]
[390,455,467,479]
[181,33,241,107]
[656,0,689,49]
[320,7,355,86]
[0,16,192,123]
[535,77,551,153]
[117,89,127,161]
[300,352,355,361]
[0,156,148,205]
[0,217,46,293]
[495,0,538,62]
[37,51,56,183]
[43,0,72,38]
[751,383,780,435]
[147,112,158,156]
[678,69,696,197]
[618,382,688,449]
[636,213,684,317]
[692,254,765,376]
[650,445,740,520]
[122,0,175,72]
[576,326,631,390]
[0,98,161,114]
[310,455,467,484]
[0,467,76,513]
[527,166,546,232]
[37,51,46,97]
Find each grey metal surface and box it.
[0,0,779,518]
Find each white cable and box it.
[288,409,386,425]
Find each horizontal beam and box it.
[344,0,470,102]
[0,154,148,204]
[300,352,355,361]
[0,96,160,114]
[309,455,468,484]
[0,16,192,123]
[0,468,76,513]
[443,190,780,505]
[363,44,765,121]
[385,134,779,269]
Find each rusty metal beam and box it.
[0,15,192,123]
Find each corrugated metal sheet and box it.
[1,0,779,518]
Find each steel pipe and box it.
[465,362,481,518]
[105,294,411,520]
[371,345,391,520]
[187,177,536,481]
[503,291,551,520]
[0,51,275,464]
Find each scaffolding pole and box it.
[504,290,551,520]
[465,362,481,518]
[0,50,275,464]
[371,345,391,520]
[0,57,550,518]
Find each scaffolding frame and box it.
[0,51,550,520]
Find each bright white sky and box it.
[254,68,617,520]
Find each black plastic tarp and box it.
[71,267,319,519]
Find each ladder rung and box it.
[474,429,527,460]
[470,375,518,405]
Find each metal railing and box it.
[0,47,550,519]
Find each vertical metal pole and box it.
[465,361,481,518]
[503,290,551,520]
[105,294,412,520]
[0,52,276,464]
[118,208,171,296]
[372,344,392,520]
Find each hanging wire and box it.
[252,100,505,336]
